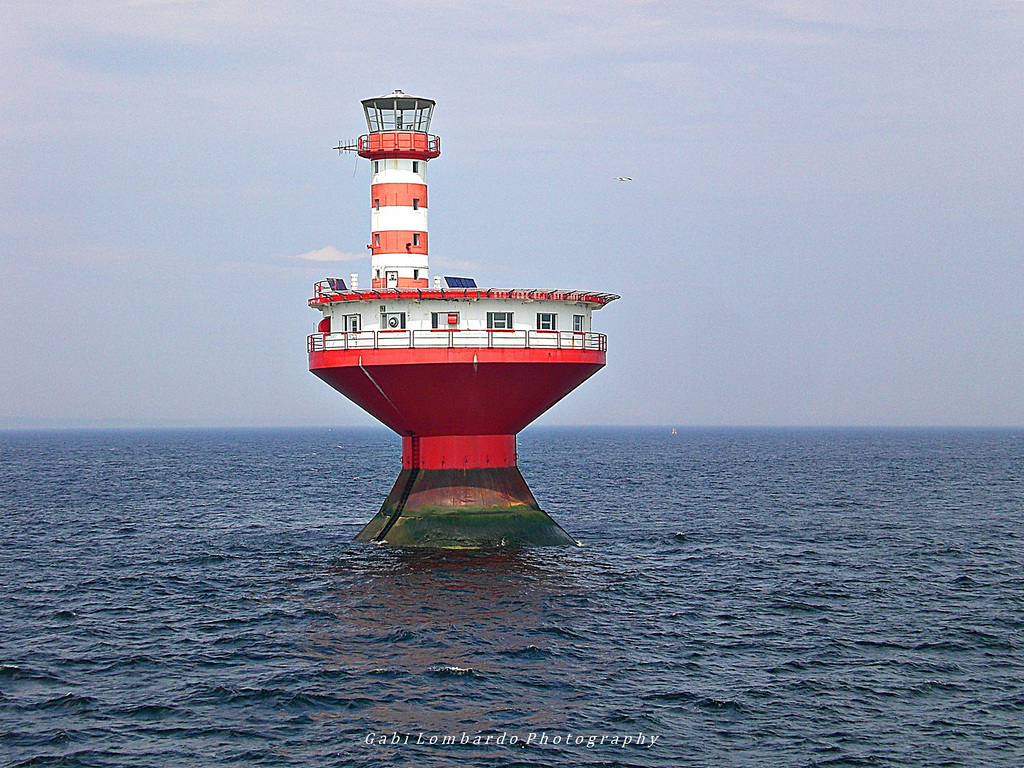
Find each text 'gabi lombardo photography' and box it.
[364,729,660,751]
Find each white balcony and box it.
[308,329,607,353]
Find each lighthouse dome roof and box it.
[362,89,436,107]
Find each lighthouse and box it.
[309,90,618,547]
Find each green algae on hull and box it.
[355,506,578,548]
[354,466,578,548]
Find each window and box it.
[431,311,460,329]
[487,312,512,329]
[344,314,361,333]
[573,314,585,332]
[413,233,420,246]
[373,161,380,173]
[412,161,420,173]
[412,198,420,210]
[374,199,380,210]
[413,269,419,280]
[374,234,380,246]
[381,312,406,330]
[537,312,557,331]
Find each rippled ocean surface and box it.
[2,427,1022,767]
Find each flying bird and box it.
[615,176,633,181]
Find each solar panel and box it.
[327,277,347,291]
[444,276,477,288]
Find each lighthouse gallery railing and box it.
[308,329,607,353]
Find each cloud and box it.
[430,256,480,271]
[295,246,365,262]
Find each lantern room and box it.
[362,90,435,133]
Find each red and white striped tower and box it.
[355,90,439,289]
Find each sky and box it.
[1,1,1022,429]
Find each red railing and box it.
[357,132,440,157]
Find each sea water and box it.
[1,427,1022,767]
